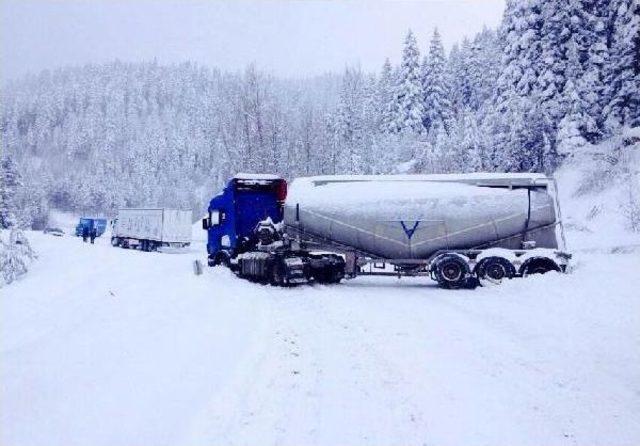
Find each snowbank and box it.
[0,229,36,287]
[556,126,640,251]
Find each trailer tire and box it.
[312,254,345,284]
[475,256,516,285]
[432,254,470,289]
[520,257,560,276]
[111,237,120,247]
[314,270,343,284]
[270,259,287,286]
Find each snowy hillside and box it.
[556,127,640,250]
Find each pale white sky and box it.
[1,0,505,80]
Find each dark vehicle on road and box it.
[43,227,65,237]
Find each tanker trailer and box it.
[206,173,570,288]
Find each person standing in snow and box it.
[82,225,89,243]
[90,227,97,244]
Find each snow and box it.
[289,176,529,206]
[286,175,549,222]
[234,173,282,181]
[555,128,640,251]
[295,172,550,186]
[2,223,640,445]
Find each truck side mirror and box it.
[202,218,209,230]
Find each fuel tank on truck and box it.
[283,174,560,260]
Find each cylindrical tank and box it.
[284,175,558,259]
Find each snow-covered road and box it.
[2,232,639,446]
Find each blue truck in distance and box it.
[75,218,108,238]
[202,173,345,284]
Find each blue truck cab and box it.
[202,174,287,266]
[75,218,108,238]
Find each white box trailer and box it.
[111,208,192,251]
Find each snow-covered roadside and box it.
[2,231,639,446]
[1,233,273,446]
[555,127,640,252]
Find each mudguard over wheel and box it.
[520,257,560,276]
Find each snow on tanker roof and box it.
[288,173,552,203]
[295,172,551,187]
[233,173,282,181]
[288,177,522,207]
[284,173,561,230]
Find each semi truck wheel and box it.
[270,260,286,286]
[520,257,560,276]
[111,237,120,247]
[432,254,470,289]
[212,252,231,267]
[475,256,516,285]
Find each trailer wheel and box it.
[111,237,120,247]
[312,254,345,284]
[475,256,516,285]
[314,270,343,284]
[520,257,560,276]
[270,260,286,286]
[432,254,470,289]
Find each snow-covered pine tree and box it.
[423,28,454,134]
[395,30,425,134]
[603,0,640,132]
[378,59,398,134]
[0,156,21,229]
[0,228,36,287]
[568,0,609,142]
[448,39,473,114]
[360,73,380,174]
[468,27,500,111]
[506,97,550,173]
[537,1,572,140]
[334,67,367,174]
[562,35,601,145]
[494,0,543,111]
[458,107,487,171]
[557,78,588,157]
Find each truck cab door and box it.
[206,209,230,256]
